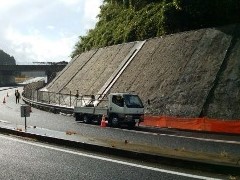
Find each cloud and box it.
[84,0,101,20]
[46,25,55,30]
[60,0,81,6]
[0,0,103,64]
[83,0,102,30]
[0,0,26,11]
[5,26,77,63]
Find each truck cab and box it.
[74,92,144,128]
[107,93,144,127]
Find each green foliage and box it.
[0,50,16,65]
[71,0,240,58]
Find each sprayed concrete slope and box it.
[45,49,98,93]
[204,25,240,119]
[59,42,137,95]
[110,28,232,118]
[46,25,240,119]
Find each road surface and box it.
[0,134,224,180]
[0,87,238,179]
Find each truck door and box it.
[123,94,144,114]
[110,95,124,114]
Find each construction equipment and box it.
[74,93,144,128]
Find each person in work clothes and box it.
[15,90,21,104]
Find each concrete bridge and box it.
[0,64,66,86]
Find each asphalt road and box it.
[0,134,223,180]
[1,87,240,154]
[0,87,239,178]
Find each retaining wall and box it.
[45,24,240,120]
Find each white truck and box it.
[74,93,144,128]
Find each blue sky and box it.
[0,0,103,64]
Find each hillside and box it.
[0,49,16,86]
[46,24,240,120]
[71,0,240,58]
[0,49,16,65]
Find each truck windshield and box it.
[123,95,144,108]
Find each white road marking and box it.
[156,133,240,145]
[0,120,9,123]
[129,128,240,145]
[0,134,222,180]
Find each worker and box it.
[15,90,21,104]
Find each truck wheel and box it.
[111,116,119,127]
[128,122,136,129]
[83,115,91,124]
[75,113,81,121]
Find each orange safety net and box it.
[143,115,240,134]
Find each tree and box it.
[71,0,240,58]
[0,50,16,65]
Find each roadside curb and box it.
[0,126,239,176]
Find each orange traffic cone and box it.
[3,97,6,104]
[100,114,107,127]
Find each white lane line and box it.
[0,120,9,123]
[0,135,222,180]
[156,133,240,145]
[129,129,240,145]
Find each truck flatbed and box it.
[74,106,108,116]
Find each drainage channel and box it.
[96,40,146,101]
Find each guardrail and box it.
[22,90,106,114]
[24,90,78,107]
[22,95,74,114]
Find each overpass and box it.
[0,64,66,85]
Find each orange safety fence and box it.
[143,115,240,134]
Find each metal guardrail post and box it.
[58,93,60,105]
[33,91,35,101]
[37,90,38,101]
[70,91,72,107]
[48,91,50,104]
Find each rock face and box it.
[46,24,240,120]
[204,25,240,119]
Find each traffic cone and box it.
[3,97,6,104]
[100,114,107,127]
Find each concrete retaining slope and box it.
[45,49,98,93]
[50,42,137,95]
[205,25,240,119]
[46,24,240,119]
[111,27,232,118]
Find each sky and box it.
[0,0,103,64]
